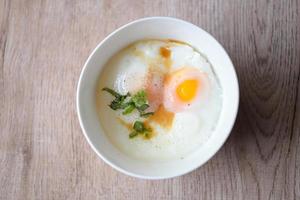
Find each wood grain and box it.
[0,0,299,199]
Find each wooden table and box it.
[1,0,299,199]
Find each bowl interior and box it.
[77,17,239,179]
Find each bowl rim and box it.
[76,16,239,180]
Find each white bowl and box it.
[77,17,239,179]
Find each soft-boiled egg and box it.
[96,39,222,161]
[163,67,210,112]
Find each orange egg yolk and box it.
[176,79,198,102]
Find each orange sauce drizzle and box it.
[147,105,174,130]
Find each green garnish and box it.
[131,90,147,107]
[128,121,151,138]
[102,87,154,139]
[109,99,123,110]
[122,103,135,115]
[137,104,149,112]
[102,87,122,98]
[130,91,151,116]
[140,112,154,118]
[102,88,152,117]
[129,131,138,138]
[129,121,151,138]
[102,87,130,110]
[133,121,145,132]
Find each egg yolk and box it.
[176,79,198,102]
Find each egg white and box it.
[96,40,222,161]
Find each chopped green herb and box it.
[120,101,132,109]
[109,99,123,110]
[140,112,154,118]
[122,104,135,115]
[131,90,147,107]
[102,87,122,98]
[129,121,152,138]
[102,87,155,139]
[129,131,138,138]
[102,87,130,100]
[103,87,131,110]
[133,121,145,132]
[134,121,151,133]
[137,104,149,112]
